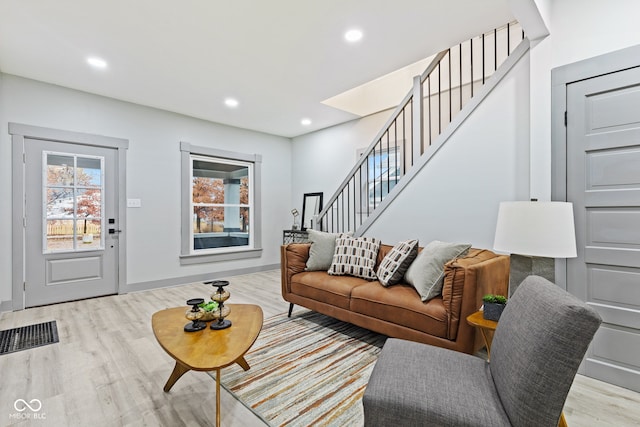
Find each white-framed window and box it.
[180,142,262,264]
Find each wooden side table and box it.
[466,311,498,359]
[466,310,568,427]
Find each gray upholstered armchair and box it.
[363,275,602,427]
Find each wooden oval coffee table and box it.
[152,303,263,427]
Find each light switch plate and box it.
[127,198,142,208]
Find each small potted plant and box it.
[198,300,219,321]
[482,294,507,321]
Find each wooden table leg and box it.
[163,361,191,392]
[216,368,221,427]
[236,356,251,371]
[558,411,568,427]
[480,329,492,359]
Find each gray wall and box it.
[0,74,292,307]
[291,52,530,249]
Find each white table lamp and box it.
[494,201,577,295]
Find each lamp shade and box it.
[494,201,577,258]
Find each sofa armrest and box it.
[280,243,311,296]
[441,249,510,341]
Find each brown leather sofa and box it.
[281,243,510,354]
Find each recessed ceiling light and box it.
[224,98,239,108]
[301,118,312,126]
[344,29,363,43]
[87,56,108,69]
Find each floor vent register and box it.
[0,320,59,355]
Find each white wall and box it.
[528,0,640,200]
[366,53,530,247]
[292,52,531,249]
[290,110,390,217]
[0,74,292,307]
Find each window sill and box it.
[179,248,263,265]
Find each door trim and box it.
[551,43,640,290]
[10,123,128,310]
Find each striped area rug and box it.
[217,310,387,426]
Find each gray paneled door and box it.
[567,66,640,392]
[24,138,119,307]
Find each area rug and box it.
[214,310,387,426]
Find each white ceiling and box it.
[0,0,515,138]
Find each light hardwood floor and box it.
[1,269,639,426]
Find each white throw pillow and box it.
[305,230,345,271]
[404,240,471,301]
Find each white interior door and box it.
[23,138,119,307]
[566,65,640,392]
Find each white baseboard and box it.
[122,263,280,294]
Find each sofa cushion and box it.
[305,230,344,271]
[291,271,369,309]
[350,281,448,338]
[328,236,381,280]
[377,239,419,287]
[405,240,471,302]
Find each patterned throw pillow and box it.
[328,236,381,280]
[376,239,419,287]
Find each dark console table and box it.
[282,230,309,244]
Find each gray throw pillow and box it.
[305,230,344,271]
[328,235,381,280]
[404,240,471,301]
[377,239,419,287]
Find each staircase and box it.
[315,22,528,235]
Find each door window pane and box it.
[77,219,102,250]
[77,156,102,187]
[46,154,75,186]
[44,152,104,253]
[46,188,74,218]
[46,219,75,252]
[76,188,102,219]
